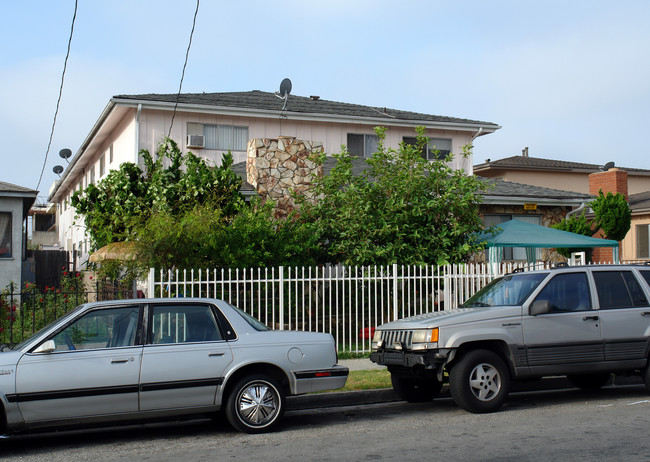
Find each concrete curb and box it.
[287,374,644,411]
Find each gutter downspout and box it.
[135,104,142,163]
[566,202,588,217]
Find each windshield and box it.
[11,304,86,351]
[461,272,548,308]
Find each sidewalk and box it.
[338,357,385,371]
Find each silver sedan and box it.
[0,298,348,434]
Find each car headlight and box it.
[410,328,439,350]
[371,330,384,349]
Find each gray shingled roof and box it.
[629,191,650,212]
[474,155,650,174]
[114,90,499,127]
[0,181,38,195]
[482,177,592,201]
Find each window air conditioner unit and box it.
[187,134,205,148]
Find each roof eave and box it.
[113,98,501,133]
[48,99,118,202]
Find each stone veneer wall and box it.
[246,137,324,218]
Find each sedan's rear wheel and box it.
[225,374,285,433]
[449,349,510,413]
[391,374,443,402]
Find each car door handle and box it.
[111,358,130,364]
[208,352,225,357]
[582,316,599,321]
[642,312,650,317]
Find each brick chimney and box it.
[588,167,628,262]
[589,167,628,200]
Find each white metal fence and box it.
[147,262,552,353]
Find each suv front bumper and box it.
[370,348,451,370]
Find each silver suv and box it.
[370,264,650,413]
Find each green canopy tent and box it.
[475,219,620,264]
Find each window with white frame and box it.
[99,154,105,177]
[403,137,452,161]
[347,134,379,157]
[484,214,542,261]
[109,144,114,164]
[0,212,12,258]
[637,224,650,258]
[188,123,248,151]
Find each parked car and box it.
[0,298,348,434]
[370,264,650,413]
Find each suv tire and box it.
[449,349,510,413]
[391,374,443,402]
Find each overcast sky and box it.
[2,0,649,203]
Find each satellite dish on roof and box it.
[602,161,615,171]
[275,78,292,110]
[279,78,292,96]
[53,165,64,176]
[59,148,72,163]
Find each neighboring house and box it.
[0,181,38,290]
[48,89,501,266]
[476,152,650,262]
[28,203,58,250]
[473,150,650,195]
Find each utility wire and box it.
[36,0,78,192]
[168,0,200,139]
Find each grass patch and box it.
[325,369,391,392]
[337,351,370,360]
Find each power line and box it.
[35,0,78,192]
[168,0,200,139]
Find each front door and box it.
[139,303,233,411]
[522,272,603,374]
[15,305,143,423]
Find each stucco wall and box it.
[622,213,650,261]
[140,109,474,173]
[56,113,137,264]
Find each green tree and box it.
[590,190,631,241]
[296,126,489,266]
[72,138,243,250]
[135,199,317,269]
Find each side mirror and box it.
[530,300,552,316]
[33,339,56,354]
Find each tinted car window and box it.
[533,272,591,312]
[593,271,648,309]
[150,304,222,344]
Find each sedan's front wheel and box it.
[225,374,285,433]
